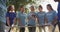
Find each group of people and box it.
[6,4,59,32]
[6,0,60,32]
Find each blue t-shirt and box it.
[17,11,27,26]
[57,2,60,21]
[46,10,57,24]
[37,12,46,25]
[6,12,16,26]
[27,12,37,26]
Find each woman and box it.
[27,6,37,32]
[46,4,57,32]
[17,5,26,32]
[37,5,46,32]
[6,5,16,27]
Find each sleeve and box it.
[17,12,20,18]
[6,12,9,17]
[54,11,57,17]
[6,12,9,26]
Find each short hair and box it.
[39,5,43,9]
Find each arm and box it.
[44,13,48,24]
[31,14,37,21]
[13,13,16,25]
[17,12,22,26]
[52,16,57,25]
[44,17,48,24]
[28,16,31,20]
[52,11,57,25]
[28,14,36,20]
[18,18,22,26]
[35,17,39,26]
[13,18,16,25]
[6,17,10,26]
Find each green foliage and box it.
[25,8,29,14]
[6,0,33,11]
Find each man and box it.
[54,0,60,32]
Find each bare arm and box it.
[13,18,16,25]
[52,16,57,24]
[44,17,48,24]
[6,17,10,26]
[18,18,22,26]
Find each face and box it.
[20,7,24,12]
[38,7,42,12]
[11,5,15,11]
[30,6,34,12]
[47,6,51,11]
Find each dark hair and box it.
[39,5,43,9]
[47,4,53,10]
[54,0,60,2]
[7,5,14,12]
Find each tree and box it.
[6,0,33,11]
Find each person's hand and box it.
[51,22,56,25]
[20,24,23,26]
[37,24,39,26]
[8,25,10,27]
[12,24,15,27]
